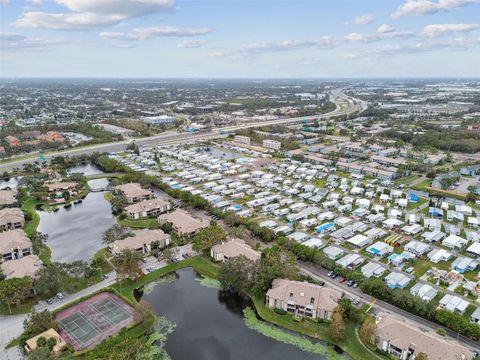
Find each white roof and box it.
[347,234,369,247]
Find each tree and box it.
[159,247,174,262]
[415,353,428,360]
[36,336,47,348]
[33,263,65,296]
[102,224,133,245]
[253,246,298,295]
[23,309,56,336]
[0,277,32,314]
[229,225,249,240]
[338,298,352,319]
[110,194,128,211]
[219,256,257,296]
[329,306,345,342]
[112,249,143,282]
[26,347,52,360]
[359,316,376,347]
[192,225,227,254]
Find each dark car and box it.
[330,273,338,279]
[347,280,355,287]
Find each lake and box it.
[67,163,104,176]
[138,267,340,360]
[0,176,20,189]
[37,178,115,263]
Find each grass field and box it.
[407,197,428,211]
[117,217,159,229]
[252,295,380,360]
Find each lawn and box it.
[314,178,327,188]
[118,217,159,229]
[394,175,421,186]
[112,256,220,302]
[252,295,381,360]
[22,198,52,265]
[86,173,124,180]
[407,197,428,211]
[412,179,432,192]
[413,258,454,278]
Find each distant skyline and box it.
[1,0,480,78]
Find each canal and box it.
[138,268,343,360]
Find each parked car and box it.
[46,299,54,305]
[56,292,64,300]
[352,282,359,288]
[352,298,360,305]
[347,280,355,287]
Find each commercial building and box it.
[143,115,176,125]
[234,135,251,145]
[263,139,282,151]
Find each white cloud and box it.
[13,0,174,30]
[391,0,480,19]
[344,31,412,42]
[240,37,335,52]
[377,24,395,33]
[0,0,10,4]
[353,14,375,25]
[100,26,212,41]
[177,39,207,48]
[422,23,479,37]
[0,31,66,50]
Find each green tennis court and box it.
[56,292,135,350]
[90,297,132,325]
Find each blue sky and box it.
[1,0,479,78]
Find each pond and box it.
[0,176,20,189]
[67,163,104,176]
[37,178,115,263]
[138,268,344,360]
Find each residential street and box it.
[298,261,480,353]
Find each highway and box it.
[0,90,365,172]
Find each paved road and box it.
[0,91,365,173]
[298,261,480,352]
[0,273,118,352]
[0,132,224,172]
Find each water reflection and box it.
[139,267,337,360]
[67,163,104,176]
[37,178,115,262]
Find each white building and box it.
[263,139,282,151]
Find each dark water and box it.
[67,163,104,176]
[37,178,115,262]
[139,268,336,360]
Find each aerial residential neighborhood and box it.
[1,0,480,359]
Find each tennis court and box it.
[56,292,135,350]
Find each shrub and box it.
[273,308,287,315]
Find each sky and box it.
[1,0,480,78]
